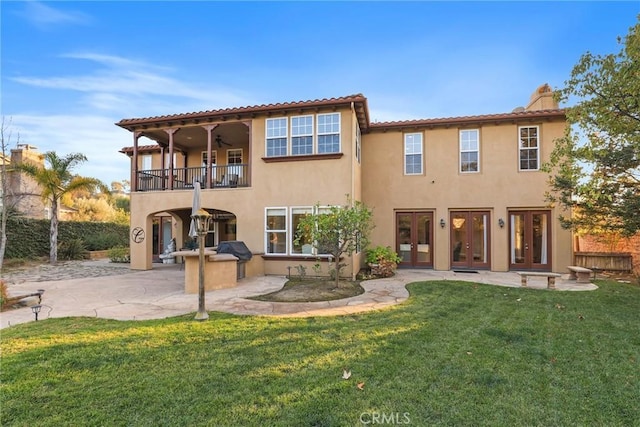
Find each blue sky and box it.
[1,1,638,186]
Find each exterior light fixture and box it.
[498,218,505,228]
[191,208,212,321]
[31,304,42,321]
[440,218,446,228]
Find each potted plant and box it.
[366,245,401,277]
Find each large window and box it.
[291,116,313,155]
[404,133,423,175]
[519,126,539,170]
[291,207,313,254]
[265,206,334,256]
[266,208,287,254]
[460,129,479,173]
[317,113,341,153]
[266,118,288,157]
[141,154,152,170]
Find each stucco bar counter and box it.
[172,250,238,293]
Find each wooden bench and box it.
[517,272,562,289]
[567,266,593,283]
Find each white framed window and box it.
[519,126,540,171]
[266,118,288,157]
[164,152,177,168]
[317,113,340,153]
[202,150,217,166]
[266,208,287,254]
[141,154,152,170]
[291,207,313,254]
[460,129,479,173]
[404,133,423,175]
[291,115,314,155]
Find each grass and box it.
[1,279,639,426]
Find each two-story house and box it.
[118,84,572,277]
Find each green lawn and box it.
[2,280,639,426]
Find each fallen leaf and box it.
[550,357,557,363]
[342,370,352,380]
[466,351,472,355]
[357,382,365,390]
[555,304,565,310]
[516,298,522,302]
[578,314,584,320]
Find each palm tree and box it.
[14,151,110,264]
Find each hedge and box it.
[4,216,129,259]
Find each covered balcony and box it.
[119,121,252,192]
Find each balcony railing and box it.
[136,165,249,192]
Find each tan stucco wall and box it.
[361,120,572,273]
[129,108,364,276]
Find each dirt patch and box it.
[250,278,364,302]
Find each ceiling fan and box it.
[215,135,231,147]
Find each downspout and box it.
[350,101,357,281]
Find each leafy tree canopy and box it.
[545,18,640,237]
[296,197,374,288]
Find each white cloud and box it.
[9,114,132,185]
[10,52,251,115]
[19,1,91,28]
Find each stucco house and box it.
[118,84,572,278]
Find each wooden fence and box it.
[574,252,633,272]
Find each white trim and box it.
[459,129,480,173]
[265,117,288,157]
[518,125,540,171]
[404,132,423,175]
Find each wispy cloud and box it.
[10,52,250,116]
[10,114,132,184]
[19,1,91,29]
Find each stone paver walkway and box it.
[1,260,597,329]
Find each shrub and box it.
[83,233,128,251]
[366,245,401,278]
[108,246,130,263]
[58,239,89,260]
[0,280,8,309]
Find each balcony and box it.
[136,164,249,192]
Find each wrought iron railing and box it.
[135,164,249,191]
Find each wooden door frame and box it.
[449,210,491,270]
[395,211,434,268]
[508,210,552,271]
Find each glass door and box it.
[450,211,491,269]
[509,210,551,271]
[396,212,433,268]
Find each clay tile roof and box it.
[119,145,161,154]
[369,108,565,131]
[116,94,369,130]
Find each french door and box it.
[509,210,551,271]
[396,212,433,268]
[450,211,491,269]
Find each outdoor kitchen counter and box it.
[171,250,238,294]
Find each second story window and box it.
[404,133,423,175]
[291,116,313,155]
[460,129,479,173]
[519,126,539,171]
[141,154,152,170]
[266,118,288,157]
[317,113,341,154]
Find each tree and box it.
[14,151,110,264]
[544,18,640,237]
[0,117,15,270]
[296,197,374,289]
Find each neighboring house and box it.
[118,84,572,277]
[4,144,48,219]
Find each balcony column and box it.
[165,128,178,190]
[132,132,142,192]
[242,121,252,186]
[202,124,218,189]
